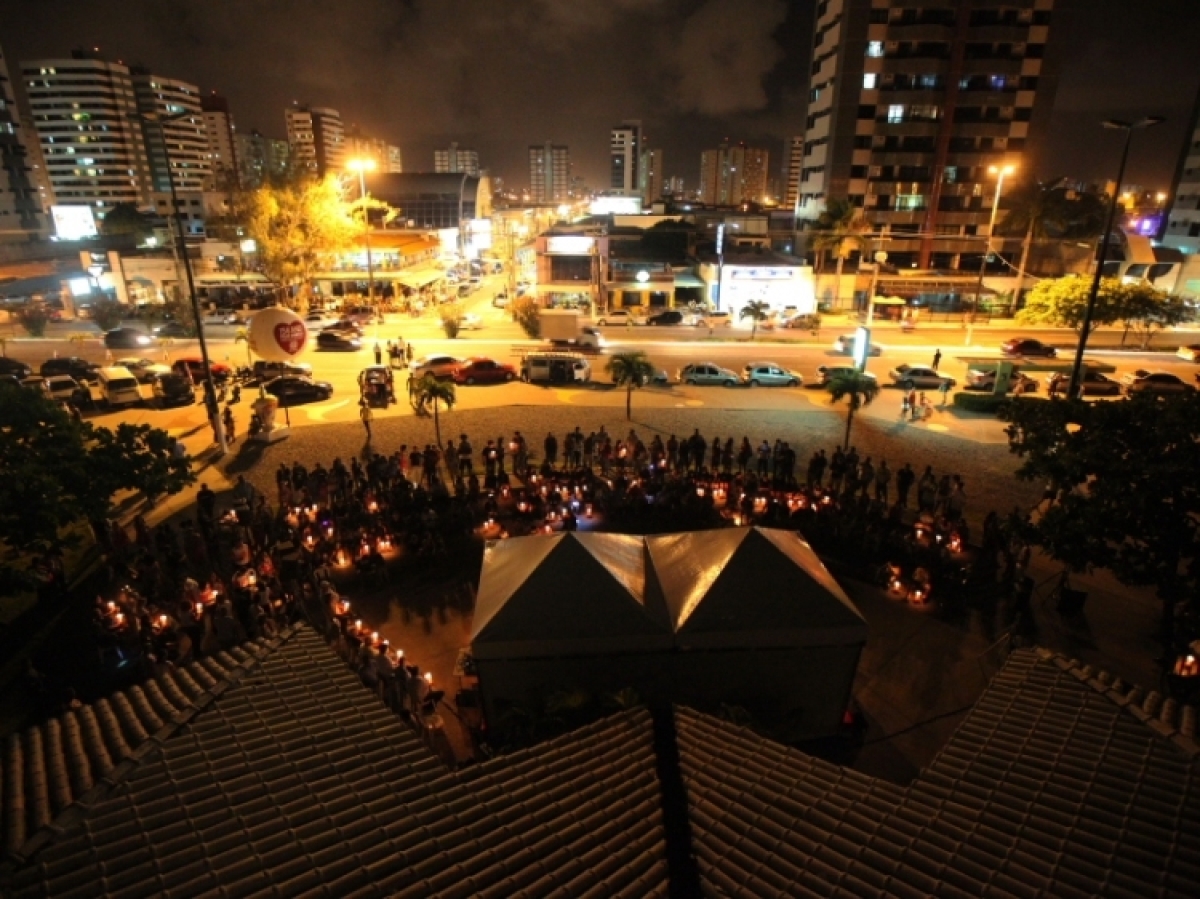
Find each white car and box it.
[44,374,81,401]
[456,314,483,331]
[117,357,172,383]
[596,309,647,326]
[1176,344,1200,363]
[888,364,956,391]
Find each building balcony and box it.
[966,24,1031,43]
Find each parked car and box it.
[456,314,484,331]
[116,357,171,383]
[43,374,80,401]
[264,375,334,406]
[21,376,50,396]
[151,372,195,408]
[316,330,362,352]
[833,334,882,356]
[0,357,32,379]
[742,362,803,387]
[451,357,517,385]
[492,293,511,308]
[595,309,647,326]
[303,312,338,329]
[1121,370,1195,395]
[1044,371,1121,396]
[171,358,232,383]
[104,327,154,350]
[153,322,192,339]
[647,309,685,326]
[1001,337,1057,357]
[40,356,100,382]
[1176,344,1200,363]
[965,368,1038,394]
[678,362,741,386]
[409,354,461,380]
[888,364,956,391]
[96,366,143,408]
[815,365,878,388]
[253,360,313,381]
[693,310,732,328]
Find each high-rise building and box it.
[784,135,804,212]
[665,176,685,196]
[529,142,570,203]
[285,104,344,176]
[20,50,153,211]
[610,120,642,195]
[1163,88,1200,253]
[797,0,1071,267]
[235,130,290,187]
[131,68,210,194]
[698,142,769,206]
[434,142,480,176]
[0,43,43,234]
[640,148,663,204]
[200,92,238,189]
[344,127,402,173]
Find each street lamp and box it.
[1067,116,1165,398]
[345,157,378,321]
[134,110,227,455]
[968,163,1015,346]
[866,249,888,325]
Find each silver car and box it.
[742,361,802,387]
[678,362,741,386]
[888,364,956,391]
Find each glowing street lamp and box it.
[346,157,378,320]
[969,163,1016,344]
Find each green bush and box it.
[16,304,51,337]
[512,297,541,339]
[439,302,462,339]
[89,298,127,331]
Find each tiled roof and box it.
[4,625,668,899]
[677,648,1200,899]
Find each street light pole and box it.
[346,158,378,322]
[974,164,1014,312]
[866,247,887,325]
[1067,117,1165,398]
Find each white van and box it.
[520,352,591,385]
[97,366,143,407]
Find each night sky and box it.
[4,0,1199,192]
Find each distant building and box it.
[665,176,685,196]
[784,135,804,212]
[0,43,43,234]
[434,142,479,176]
[1163,88,1200,253]
[344,127,402,173]
[285,104,344,176]
[698,142,769,206]
[20,50,153,211]
[610,120,642,196]
[529,142,570,203]
[235,130,289,187]
[367,172,492,229]
[131,68,210,194]
[640,148,663,204]
[200,93,238,189]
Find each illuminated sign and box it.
[728,268,794,280]
[589,196,641,215]
[52,205,99,241]
[853,327,871,370]
[545,236,594,255]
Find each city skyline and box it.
[3,0,1200,193]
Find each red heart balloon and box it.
[274,321,307,355]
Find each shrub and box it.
[439,302,462,339]
[512,296,541,339]
[89,298,127,331]
[16,303,51,337]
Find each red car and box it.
[172,357,232,383]
[451,357,516,385]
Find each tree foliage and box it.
[1117,281,1190,348]
[511,296,541,338]
[16,303,51,337]
[740,300,771,340]
[89,298,127,332]
[997,181,1107,240]
[828,371,880,449]
[810,197,871,306]
[412,374,456,448]
[99,202,155,243]
[606,350,657,420]
[1016,275,1123,337]
[1003,394,1200,642]
[0,387,194,591]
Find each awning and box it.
[396,267,444,289]
[534,283,596,293]
[870,296,907,306]
[673,274,707,289]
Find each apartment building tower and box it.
[1163,87,1200,254]
[611,120,642,196]
[344,127,402,173]
[200,93,238,189]
[640,148,664,204]
[797,0,1071,267]
[698,142,769,206]
[529,142,570,203]
[434,142,480,176]
[20,50,153,211]
[0,43,43,234]
[285,104,344,176]
[235,130,290,188]
[131,68,210,194]
[785,135,804,212]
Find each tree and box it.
[160,287,199,338]
[1016,275,1124,339]
[16,303,51,338]
[238,175,359,312]
[1117,282,1190,349]
[828,371,880,450]
[439,302,462,339]
[740,300,771,340]
[810,198,871,308]
[0,387,194,591]
[412,374,456,448]
[89,298,126,332]
[234,328,254,369]
[511,296,541,338]
[606,350,656,420]
[99,202,155,243]
[1003,393,1200,654]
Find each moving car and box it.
[888,364,956,391]
[1001,337,1057,358]
[253,360,313,381]
[409,354,461,380]
[833,334,882,356]
[595,309,647,326]
[742,362,803,387]
[171,358,232,383]
[815,365,878,388]
[647,309,684,326]
[153,322,192,339]
[303,311,339,329]
[104,327,154,350]
[116,357,171,383]
[1176,344,1200,363]
[40,357,100,382]
[451,357,517,385]
[1120,370,1195,395]
[151,372,195,408]
[44,374,81,401]
[678,362,741,386]
[316,330,362,351]
[965,368,1038,394]
[264,375,334,406]
[323,319,364,336]
[456,313,484,331]
[1043,371,1121,396]
[0,357,32,379]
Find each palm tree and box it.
[828,371,880,450]
[810,198,871,310]
[412,374,456,447]
[234,328,253,368]
[606,350,656,420]
[740,300,771,340]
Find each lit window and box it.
[867,41,884,58]
[863,73,877,89]
[887,105,905,123]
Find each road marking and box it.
[306,399,350,421]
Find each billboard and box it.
[52,205,99,241]
[545,235,594,255]
[589,196,642,216]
